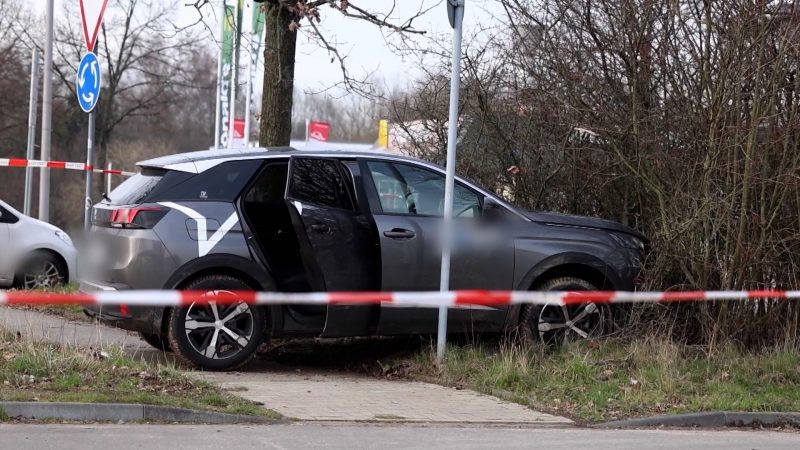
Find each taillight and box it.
[104,206,166,229]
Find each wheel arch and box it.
[508,252,624,328]
[517,252,623,292]
[163,254,277,290]
[14,248,70,286]
[158,254,278,335]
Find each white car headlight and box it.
[55,230,73,247]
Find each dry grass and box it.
[409,337,800,424]
[0,330,279,420]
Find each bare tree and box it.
[41,0,205,171]
[184,1,436,146]
[392,0,800,346]
[0,0,38,210]
[208,0,431,146]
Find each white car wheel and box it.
[17,252,66,290]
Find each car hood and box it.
[522,210,647,241]
[20,215,62,233]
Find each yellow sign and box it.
[378,120,389,149]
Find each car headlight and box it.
[610,232,645,251]
[55,230,73,247]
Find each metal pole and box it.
[106,162,112,194]
[84,112,95,230]
[24,48,41,217]
[437,0,465,365]
[243,1,253,148]
[213,0,226,149]
[38,0,54,222]
[227,0,239,148]
[244,2,258,147]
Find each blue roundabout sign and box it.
[76,52,101,113]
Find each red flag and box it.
[308,121,331,142]
[233,118,245,139]
[225,119,246,139]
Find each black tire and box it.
[14,250,67,290]
[167,275,266,371]
[138,332,172,352]
[520,277,612,347]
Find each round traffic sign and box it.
[76,52,101,113]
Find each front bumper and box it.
[80,280,165,335]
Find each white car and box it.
[0,199,77,289]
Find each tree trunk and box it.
[259,2,297,147]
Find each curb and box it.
[596,411,800,429]
[0,402,278,424]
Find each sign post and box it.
[76,1,107,230]
[437,0,466,365]
[84,111,96,229]
[77,52,101,229]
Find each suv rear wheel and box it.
[167,275,266,371]
[520,277,612,347]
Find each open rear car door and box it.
[285,156,381,336]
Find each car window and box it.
[146,160,261,202]
[244,163,288,204]
[366,161,481,217]
[108,170,165,206]
[0,205,19,224]
[288,158,354,210]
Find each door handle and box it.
[310,223,330,233]
[383,228,415,239]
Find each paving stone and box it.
[199,371,571,424]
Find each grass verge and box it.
[0,330,280,421]
[6,284,89,323]
[407,337,800,424]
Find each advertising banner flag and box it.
[234,0,245,87]
[245,2,267,141]
[218,4,236,147]
[308,121,331,142]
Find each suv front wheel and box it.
[167,275,266,371]
[520,277,612,347]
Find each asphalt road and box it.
[2,424,798,449]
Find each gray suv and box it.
[82,148,646,370]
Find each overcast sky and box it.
[34,0,504,93]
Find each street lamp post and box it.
[437,0,465,365]
[39,0,54,222]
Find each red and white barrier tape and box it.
[1,289,799,308]
[0,158,135,177]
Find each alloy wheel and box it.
[23,260,64,289]
[183,291,255,360]
[537,301,607,346]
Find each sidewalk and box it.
[0,306,572,425]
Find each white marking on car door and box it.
[159,202,239,257]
